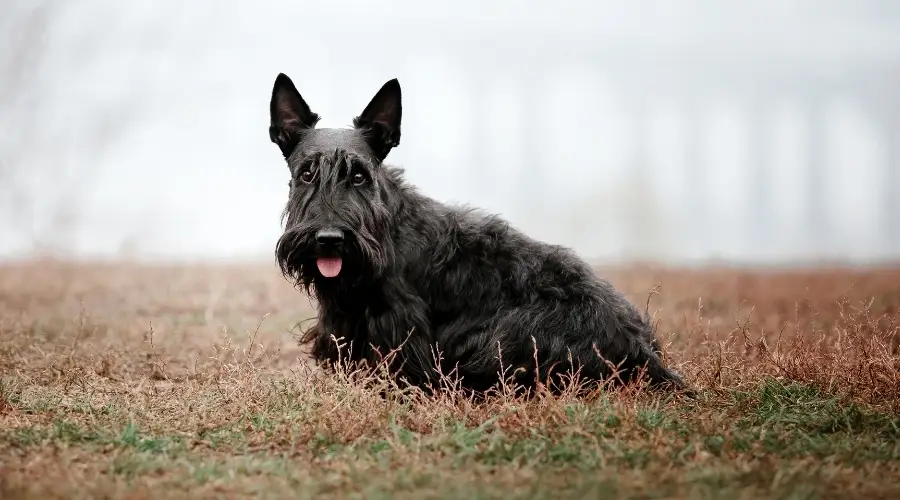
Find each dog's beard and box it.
[275,230,370,294]
[275,214,395,296]
[275,230,319,291]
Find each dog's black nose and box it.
[315,228,344,245]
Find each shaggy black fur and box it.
[269,73,687,394]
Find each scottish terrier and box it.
[270,73,686,394]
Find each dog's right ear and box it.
[269,73,320,158]
[353,79,402,162]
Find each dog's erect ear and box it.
[353,79,402,162]
[269,73,320,158]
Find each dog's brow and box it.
[292,154,316,172]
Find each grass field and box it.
[1,260,899,499]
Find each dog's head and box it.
[270,74,401,293]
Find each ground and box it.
[1,260,899,499]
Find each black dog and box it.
[270,73,686,394]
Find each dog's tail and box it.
[633,337,697,397]
[643,355,693,393]
[615,311,695,396]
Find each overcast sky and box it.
[2,0,900,265]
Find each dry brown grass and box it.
[1,259,899,499]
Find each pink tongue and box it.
[316,257,343,278]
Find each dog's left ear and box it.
[270,73,321,158]
[353,79,402,162]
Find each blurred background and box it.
[2,0,900,267]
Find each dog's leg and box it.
[365,293,439,389]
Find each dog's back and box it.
[383,172,684,391]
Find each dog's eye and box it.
[350,172,366,186]
[299,168,315,184]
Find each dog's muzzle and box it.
[313,227,345,278]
